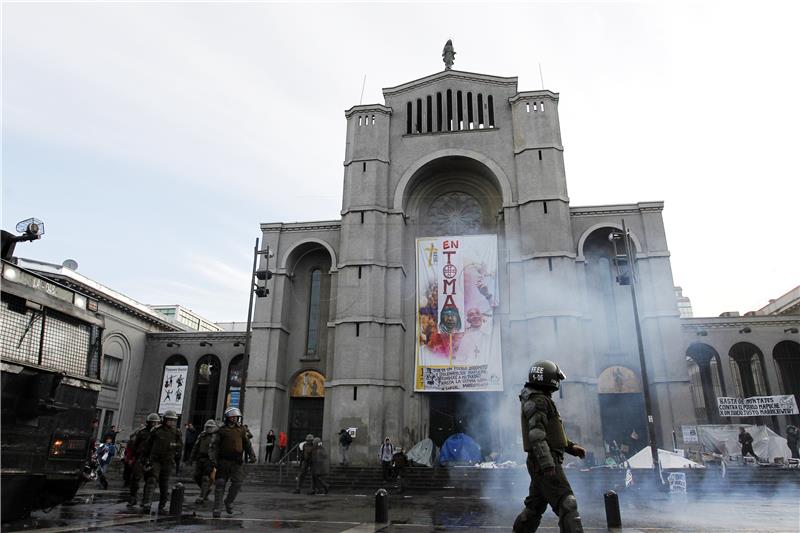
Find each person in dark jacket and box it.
[310,437,330,495]
[513,360,586,533]
[379,438,395,481]
[264,430,276,463]
[183,423,198,463]
[141,411,183,513]
[209,408,256,518]
[190,419,218,504]
[786,425,799,459]
[338,429,352,466]
[293,434,315,494]
[739,427,759,461]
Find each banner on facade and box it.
[159,365,188,414]
[717,395,799,417]
[415,235,503,392]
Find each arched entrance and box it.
[686,343,725,423]
[288,370,325,451]
[729,342,772,428]
[191,354,221,428]
[597,366,647,462]
[774,340,800,425]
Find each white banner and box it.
[717,395,799,417]
[415,235,503,392]
[159,365,188,414]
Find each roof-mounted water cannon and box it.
[2,218,46,261]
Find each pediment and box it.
[382,70,518,98]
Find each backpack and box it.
[341,431,353,446]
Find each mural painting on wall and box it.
[415,234,503,392]
[598,366,642,394]
[290,370,325,398]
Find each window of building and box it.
[306,269,322,355]
[101,354,122,387]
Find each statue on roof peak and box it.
[442,39,456,70]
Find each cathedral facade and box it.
[244,63,696,463]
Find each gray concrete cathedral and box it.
[243,54,697,463]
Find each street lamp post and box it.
[239,237,273,418]
[609,219,662,486]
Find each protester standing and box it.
[264,430,276,463]
[311,437,330,495]
[96,435,116,490]
[278,431,288,462]
[338,429,352,466]
[738,427,759,461]
[184,423,198,463]
[293,434,315,494]
[786,425,799,459]
[379,437,394,482]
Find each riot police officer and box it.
[513,361,586,533]
[190,419,218,504]
[126,412,160,508]
[209,407,256,518]
[140,410,183,513]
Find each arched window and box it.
[416,98,422,133]
[306,269,322,355]
[774,340,800,424]
[446,89,453,131]
[687,356,706,421]
[192,354,221,428]
[426,95,433,132]
[487,95,495,127]
[729,342,769,397]
[406,102,412,134]
[224,354,244,409]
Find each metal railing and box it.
[277,442,303,484]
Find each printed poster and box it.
[159,365,188,414]
[415,235,503,392]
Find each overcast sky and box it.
[3,1,798,322]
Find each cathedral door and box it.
[597,366,647,461]
[288,370,325,451]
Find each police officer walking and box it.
[126,412,160,508]
[209,407,256,518]
[190,419,218,504]
[513,361,586,533]
[140,410,183,513]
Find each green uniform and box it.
[209,423,255,515]
[190,431,216,502]
[141,424,183,511]
[127,425,153,506]
[514,386,583,533]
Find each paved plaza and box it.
[4,481,799,532]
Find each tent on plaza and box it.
[627,447,705,469]
[439,433,482,465]
[407,437,437,467]
[696,424,791,462]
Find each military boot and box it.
[212,479,225,518]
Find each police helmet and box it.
[204,419,218,433]
[224,407,242,420]
[305,433,314,441]
[163,410,179,420]
[146,412,161,423]
[527,360,567,392]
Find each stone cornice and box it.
[570,202,665,217]
[344,104,392,118]
[260,221,341,233]
[383,69,518,97]
[147,331,247,342]
[508,90,560,104]
[329,317,407,331]
[681,316,800,329]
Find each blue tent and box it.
[439,433,482,465]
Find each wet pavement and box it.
[3,482,799,532]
